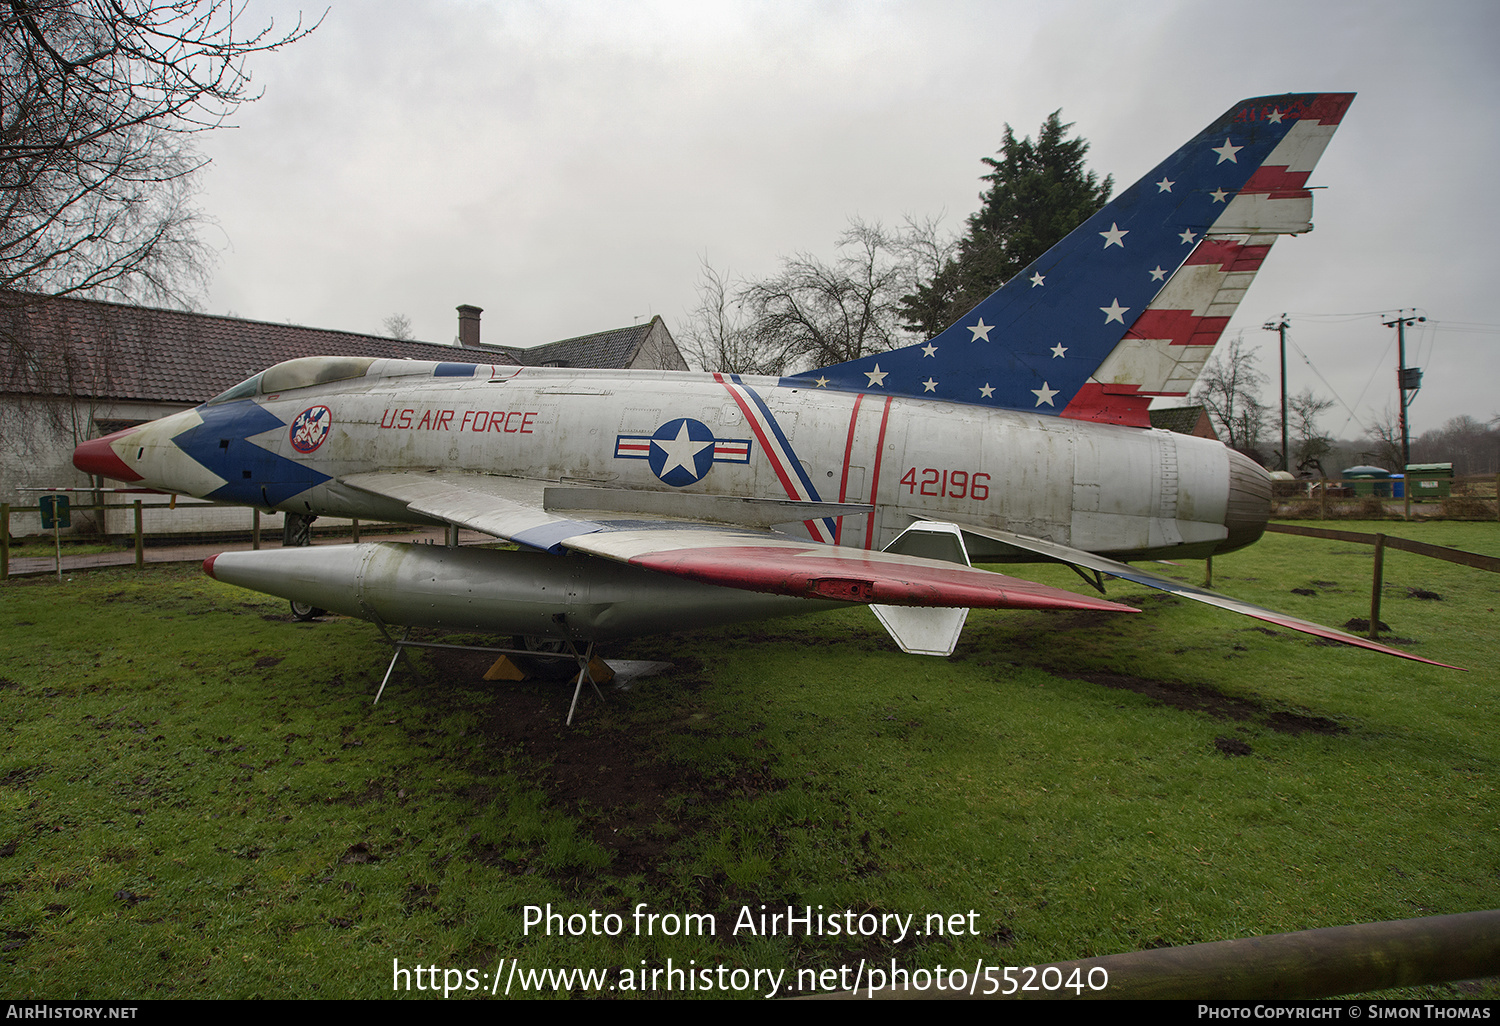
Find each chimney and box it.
[457,304,483,347]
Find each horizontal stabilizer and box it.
[952,522,1462,668]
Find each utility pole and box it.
[1262,315,1290,472]
[1381,311,1425,470]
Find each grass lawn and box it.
[1,521,1496,999]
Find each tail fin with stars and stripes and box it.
[785,93,1353,426]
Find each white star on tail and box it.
[1099,222,1128,248]
[1051,343,1067,358]
[1101,298,1129,324]
[864,364,888,387]
[979,383,994,398]
[1213,137,1242,163]
[968,318,993,342]
[1149,265,1167,281]
[921,343,938,357]
[1032,382,1058,407]
[1156,177,1174,192]
[1030,272,1045,287]
[922,378,938,393]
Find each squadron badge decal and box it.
[290,405,332,454]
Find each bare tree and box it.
[382,312,414,340]
[676,259,776,375]
[1,0,320,303]
[681,217,954,376]
[1287,388,1336,476]
[1191,333,1269,461]
[1363,406,1407,471]
[1413,414,1500,476]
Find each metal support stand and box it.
[565,640,605,727]
[371,619,426,705]
[364,615,605,723]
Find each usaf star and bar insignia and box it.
[615,418,752,487]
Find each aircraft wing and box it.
[951,522,1461,669]
[340,470,1137,615]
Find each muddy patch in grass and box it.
[1054,668,1347,736]
[422,648,783,882]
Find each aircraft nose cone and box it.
[73,429,143,482]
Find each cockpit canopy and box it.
[207,357,378,405]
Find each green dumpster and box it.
[1342,466,1392,498]
[1404,462,1453,502]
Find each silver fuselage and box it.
[117,362,1268,561]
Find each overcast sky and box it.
[194,0,1500,440]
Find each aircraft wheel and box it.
[290,600,326,621]
[511,635,578,680]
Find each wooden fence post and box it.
[1369,533,1386,639]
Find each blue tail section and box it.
[783,93,1353,419]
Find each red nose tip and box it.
[72,430,143,482]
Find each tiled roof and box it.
[2,293,519,404]
[500,321,654,369]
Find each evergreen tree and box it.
[899,112,1112,337]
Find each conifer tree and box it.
[899,112,1112,337]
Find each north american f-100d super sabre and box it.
[72,92,1454,712]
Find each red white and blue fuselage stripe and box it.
[715,373,838,542]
